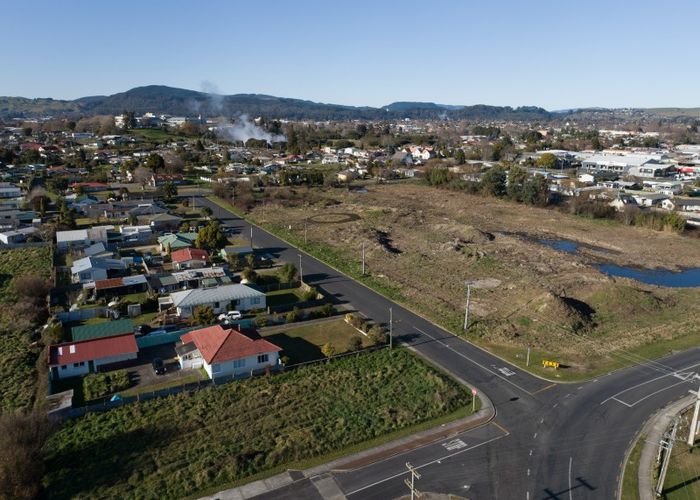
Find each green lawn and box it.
[43,348,473,499]
[265,287,304,308]
[120,373,202,398]
[262,318,371,364]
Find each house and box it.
[150,174,184,187]
[83,242,112,258]
[171,248,209,270]
[0,183,22,198]
[70,256,127,284]
[158,232,197,252]
[145,213,183,231]
[0,226,38,244]
[48,334,138,380]
[176,325,281,380]
[71,318,135,342]
[56,226,109,252]
[662,198,700,212]
[337,170,357,183]
[152,267,230,293]
[220,246,254,261]
[120,225,153,243]
[577,173,595,184]
[630,192,669,207]
[90,275,149,298]
[162,283,266,318]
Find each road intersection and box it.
[199,197,700,499]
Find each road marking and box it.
[532,383,557,395]
[533,432,538,439]
[411,325,533,395]
[568,456,573,500]
[527,468,530,476]
[442,439,467,451]
[539,417,544,424]
[499,367,516,377]
[345,433,508,496]
[529,449,533,456]
[600,361,700,406]
[605,379,691,408]
[491,421,510,435]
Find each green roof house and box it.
[157,232,197,252]
[71,318,135,342]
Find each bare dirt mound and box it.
[529,291,593,333]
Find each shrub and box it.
[301,286,318,302]
[321,303,335,317]
[285,307,301,324]
[367,325,388,346]
[83,369,131,400]
[349,336,363,351]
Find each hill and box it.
[0,85,552,121]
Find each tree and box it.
[195,221,227,250]
[454,148,466,165]
[241,267,257,283]
[133,166,153,190]
[162,181,178,202]
[481,166,507,197]
[0,411,53,500]
[506,165,527,201]
[201,206,213,218]
[56,199,76,229]
[120,111,136,130]
[321,342,336,359]
[145,153,165,171]
[536,152,558,170]
[278,263,298,283]
[190,305,216,326]
[522,175,550,206]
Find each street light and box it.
[464,280,474,330]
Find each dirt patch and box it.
[306,212,361,224]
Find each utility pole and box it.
[463,281,472,330]
[298,254,303,283]
[404,462,422,500]
[304,220,307,245]
[656,417,679,496]
[688,383,700,446]
[249,226,253,248]
[389,307,393,349]
[526,345,531,367]
[362,242,365,275]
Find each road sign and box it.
[472,388,477,396]
[542,360,560,369]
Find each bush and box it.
[255,317,269,328]
[83,369,131,400]
[321,303,335,317]
[349,336,363,351]
[345,313,364,330]
[301,286,318,302]
[367,325,388,346]
[285,307,301,324]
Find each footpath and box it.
[627,394,695,500]
[200,390,494,500]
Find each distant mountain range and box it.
[0,85,698,122]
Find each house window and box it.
[61,365,67,370]
[214,301,220,308]
[79,362,85,366]
[212,364,221,373]
[251,297,261,305]
[233,359,245,369]
[73,363,80,367]
[257,354,269,364]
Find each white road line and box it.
[529,449,533,456]
[533,432,538,439]
[527,468,530,476]
[617,379,690,408]
[600,361,700,405]
[568,456,573,500]
[345,434,507,496]
[411,325,532,394]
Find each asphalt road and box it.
[198,197,700,500]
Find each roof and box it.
[221,246,253,255]
[170,283,264,308]
[56,229,88,243]
[49,334,138,366]
[71,256,125,274]
[71,318,134,342]
[94,274,148,291]
[158,232,197,248]
[180,325,280,364]
[148,213,183,222]
[171,248,209,263]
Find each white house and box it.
[176,325,281,380]
[164,283,266,318]
[0,183,22,198]
[70,256,126,284]
[0,226,37,244]
[662,198,700,212]
[48,334,139,380]
[56,226,109,252]
[120,225,153,242]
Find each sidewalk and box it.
[201,390,494,500]
[632,394,695,500]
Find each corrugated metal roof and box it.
[71,318,134,341]
[49,334,138,365]
[170,284,264,308]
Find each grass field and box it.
[661,414,700,499]
[0,246,53,411]
[262,318,371,364]
[208,183,700,381]
[265,287,304,308]
[43,348,472,499]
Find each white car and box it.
[218,311,242,322]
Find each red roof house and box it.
[171,248,209,270]
[177,325,281,379]
[48,334,139,380]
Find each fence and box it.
[56,306,107,323]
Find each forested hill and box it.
[0,85,553,121]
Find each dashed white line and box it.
[533,432,537,439]
[568,456,573,500]
[529,449,533,456]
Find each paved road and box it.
[198,197,700,500]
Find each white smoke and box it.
[200,80,286,144]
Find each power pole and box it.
[656,417,679,496]
[404,462,422,500]
[526,345,531,367]
[298,254,303,283]
[249,226,253,248]
[304,220,307,245]
[463,282,472,330]
[389,307,393,349]
[688,384,700,446]
[361,242,365,275]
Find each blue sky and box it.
[3,0,699,109]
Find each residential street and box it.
[198,196,700,500]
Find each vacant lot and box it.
[0,246,53,411]
[220,183,700,379]
[43,348,470,499]
[262,317,372,364]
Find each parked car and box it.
[152,357,166,375]
[218,310,242,322]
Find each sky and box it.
[3,0,700,110]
